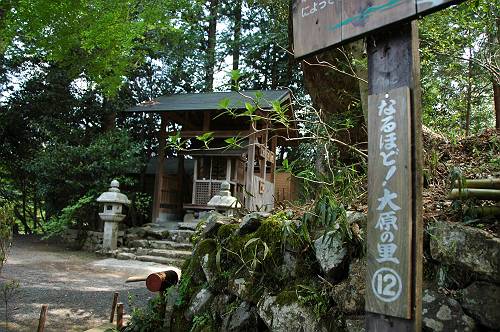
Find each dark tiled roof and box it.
[125,90,290,113]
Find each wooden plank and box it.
[366,86,412,319]
[245,132,257,210]
[116,303,124,329]
[292,0,465,58]
[152,114,167,222]
[417,0,458,14]
[203,111,211,131]
[410,21,424,332]
[176,130,251,138]
[366,21,423,331]
[109,292,119,323]
[37,304,48,332]
[292,0,342,59]
[177,156,185,214]
[342,0,415,41]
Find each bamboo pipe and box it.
[453,178,500,189]
[126,275,148,283]
[146,270,179,292]
[125,270,180,292]
[448,188,500,200]
[467,206,500,217]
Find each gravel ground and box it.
[0,235,173,332]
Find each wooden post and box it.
[116,302,124,329]
[37,304,48,332]
[110,292,119,323]
[152,114,167,222]
[177,155,185,214]
[365,21,423,331]
[245,131,257,209]
[271,136,278,183]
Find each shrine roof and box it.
[125,90,290,113]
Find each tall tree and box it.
[231,0,243,90]
[205,0,219,92]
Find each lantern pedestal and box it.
[96,180,130,252]
[103,221,120,250]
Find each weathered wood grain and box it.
[109,292,119,323]
[292,0,342,59]
[417,0,456,14]
[366,21,423,331]
[366,86,412,319]
[152,114,168,223]
[342,0,415,41]
[292,0,465,58]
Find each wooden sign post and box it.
[292,1,464,330]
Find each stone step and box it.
[167,229,195,243]
[135,255,185,267]
[128,239,193,251]
[124,226,195,244]
[177,222,200,231]
[116,252,136,260]
[135,248,192,260]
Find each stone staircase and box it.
[114,225,195,268]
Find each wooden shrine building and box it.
[126,90,294,223]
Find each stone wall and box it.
[161,210,369,332]
[61,229,125,252]
[424,220,500,331]
[109,210,499,332]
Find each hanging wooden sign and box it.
[292,0,464,58]
[366,86,412,318]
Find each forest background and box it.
[0,0,498,240]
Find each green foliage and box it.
[190,312,213,332]
[131,192,152,222]
[196,132,215,149]
[303,191,352,242]
[43,195,95,238]
[3,0,191,95]
[29,129,141,218]
[0,203,14,275]
[420,0,498,137]
[295,284,331,319]
[175,275,192,308]
[124,293,164,332]
[1,279,20,329]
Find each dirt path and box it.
[0,235,173,332]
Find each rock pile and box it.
[160,210,367,332]
[157,214,500,332]
[425,220,500,331]
[61,229,124,251]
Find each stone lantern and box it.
[96,180,130,251]
[207,181,241,217]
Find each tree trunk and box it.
[101,97,116,131]
[231,0,242,90]
[349,40,369,124]
[33,184,38,231]
[302,47,367,161]
[271,46,278,89]
[286,1,294,86]
[494,15,500,129]
[205,0,219,92]
[494,80,500,130]
[465,54,472,137]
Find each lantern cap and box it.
[96,180,130,205]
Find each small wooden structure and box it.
[127,90,293,223]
